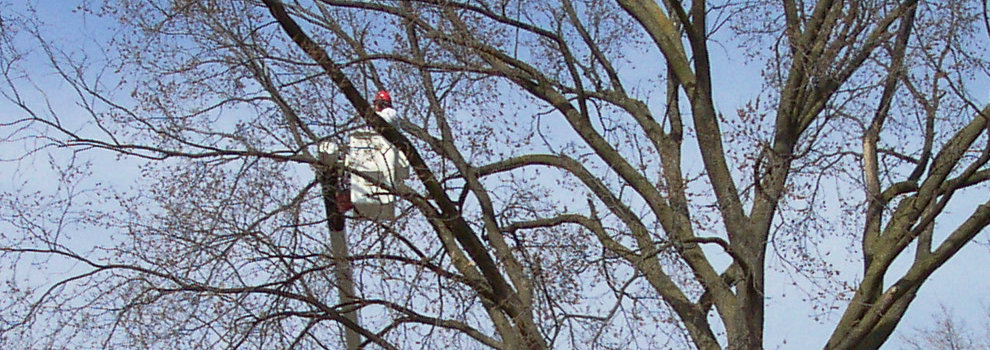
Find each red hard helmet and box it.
[375,90,391,104]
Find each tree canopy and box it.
[1,0,988,349]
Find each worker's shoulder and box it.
[376,108,398,123]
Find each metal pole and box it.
[319,167,361,350]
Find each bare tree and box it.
[901,305,990,350]
[1,0,988,349]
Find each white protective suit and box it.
[377,107,398,124]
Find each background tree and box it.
[901,305,990,350]
[1,0,988,349]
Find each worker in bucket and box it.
[370,90,408,178]
[373,90,398,125]
[338,90,410,219]
[325,90,406,215]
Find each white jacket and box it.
[376,107,398,124]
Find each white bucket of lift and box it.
[349,172,395,220]
[346,131,408,220]
[317,140,339,164]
